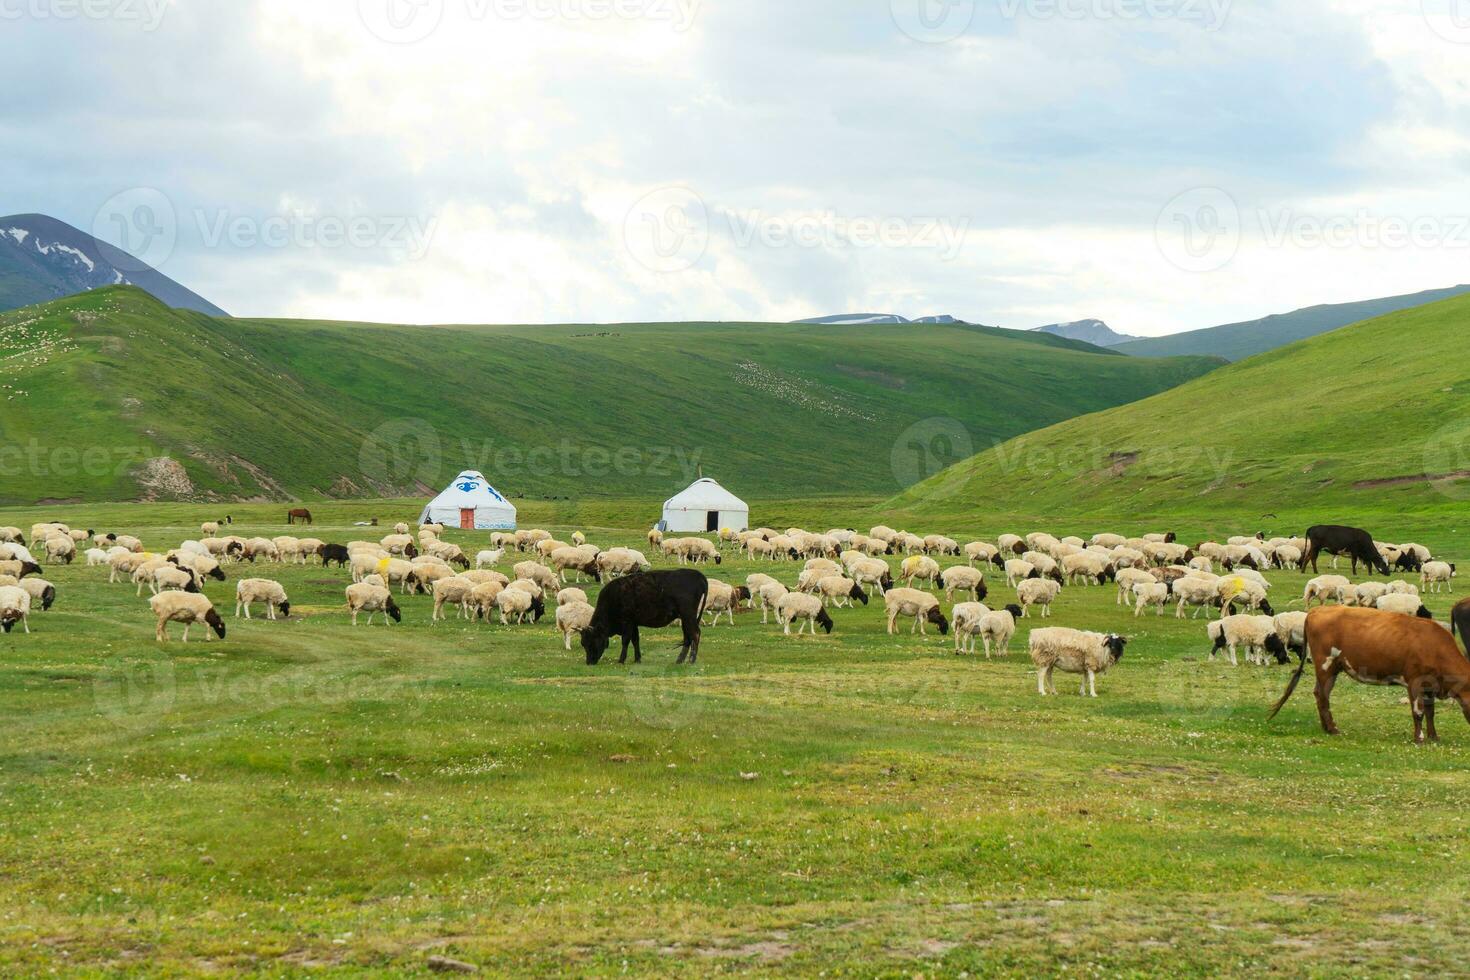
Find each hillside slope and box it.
[1115,285,1470,361]
[890,292,1470,522]
[0,213,227,316]
[0,287,1220,505]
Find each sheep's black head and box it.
[206,609,226,640]
[880,572,894,591]
[713,555,723,565]
[184,577,201,594]
[1210,626,1227,654]
[1048,569,1065,584]
[209,566,226,582]
[40,586,55,611]
[226,541,243,557]
[406,542,420,559]
[0,615,16,634]
[733,586,752,605]
[1004,603,1023,619]
[850,584,868,606]
[451,555,469,570]
[1265,633,1289,664]
[1104,634,1128,661]
[929,608,950,636]
[816,608,834,634]
[20,561,41,578]
[1417,604,1434,620]
[1239,555,1258,570]
[1164,533,1177,544]
[531,596,547,623]
[386,597,403,623]
[582,627,609,665]
[278,601,292,618]
[1259,599,1276,617]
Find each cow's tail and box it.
[696,583,710,623]
[1267,637,1310,720]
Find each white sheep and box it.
[85,547,110,566]
[951,601,990,654]
[940,565,986,602]
[1304,575,1353,607]
[495,588,537,625]
[1029,628,1127,697]
[1354,582,1390,607]
[152,564,201,596]
[1006,560,1037,588]
[1133,582,1171,617]
[345,583,401,626]
[235,579,291,620]
[703,580,748,626]
[1115,567,1155,605]
[44,535,76,565]
[757,581,789,624]
[847,557,892,596]
[1217,577,1272,617]
[883,588,948,635]
[149,592,226,642]
[977,606,1021,659]
[557,587,589,607]
[1206,615,1286,667]
[1016,578,1062,618]
[556,601,596,650]
[1376,593,1431,618]
[476,549,506,569]
[0,586,32,634]
[900,555,940,589]
[1422,561,1456,594]
[513,561,560,593]
[431,577,477,621]
[1061,552,1113,586]
[775,592,833,636]
[817,575,867,609]
[965,541,999,567]
[1273,611,1309,653]
[1172,577,1221,619]
[1386,580,1421,596]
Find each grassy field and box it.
[892,290,1470,523]
[0,287,1221,505]
[2,499,1469,975]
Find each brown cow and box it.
[1452,598,1470,658]
[1269,605,1470,744]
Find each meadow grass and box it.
[1,500,1468,976]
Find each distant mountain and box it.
[0,213,226,316]
[1114,285,1470,361]
[1032,319,1138,347]
[796,313,968,325]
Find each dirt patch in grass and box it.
[1353,470,1470,489]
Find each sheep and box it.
[900,555,941,589]
[1423,561,1456,594]
[271,536,305,565]
[1029,628,1127,697]
[1016,578,1062,618]
[951,601,990,654]
[296,538,326,564]
[1115,567,1156,605]
[476,549,505,569]
[1206,615,1288,667]
[556,601,596,650]
[461,570,509,587]
[394,522,411,535]
[469,581,506,621]
[557,587,589,608]
[940,565,988,603]
[795,568,828,595]
[703,580,751,626]
[746,572,780,596]
[507,579,545,602]
[380,558,420,594]
[997,533,1025,555]
[152,564,202,596]
[1091,533,1128,549]
[350,552,384,584]
[977,605,1023,659]
[647,528,664,551]
[924,535,960,557]
[107,551,153,583]
[1386,580,1421,596]
[884,588,949,635]
[1133,582,1171,617]
[1376,593,1433,618]
[172,551,226,583]
[1354,582,1391,608]
[1061,552,1114,586]
[535,538,572,559]
[345,583,402,626]
[380,534,417,557]
[235,579,291,620]
[775,592,834,636]
[495,587,539,625]
[674,538,722,566]
[757,581,789,624]
[1273,611,1309,654]
[30,523,66,544]
[1187,556,1214,574]
[149,592,226,642]
[0,527,23,545]
[244,538,280,563]
[893,532,926,555]
[817,575,868,609]
[1005,560,1038,588]
[85,547,111,566]
[847,557,893,596]
[1304,575,1353,607]
[410,563,454,595]
[804,557,842,578]
[965,541,1000,568]
[67,528,91,543]
[1217,577,1274,617]
[360,574,387,589]
[1172,577,1221,619]
[431,577,478,621]
[113,535,143,553]
[513,561,561,593]
[744,538,781,561]
[860,537,891,557]
[1112,547,1147,569]
[549,546,601,583]
[1022,552,1063,581]
[1274,544,1303,571]
[44,535,76,565]
[0,586,31,634]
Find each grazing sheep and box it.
[0,586,31,634]
[495,587,540,625]
[556,600,596,650]
[1133,582,1171,617]
[394,522,411,536]
[1061,552,1115,586]
[1005,560,1038,588]
[1304,575,1353,607]
[513,561,560,593]
[900,555,941,589]
[1274,545,1303,571]
[647,528,664,551]
[775,592,834,636]
[476,549,505,569]
[244,538,281,563]
[461,570,509,587]
[431,577,477,621]
[557,587,589,607]
[746,572,779,595]
[883,588,949,635]
[380,534,418,557]
[1217,577,1274,617]
[965,541,1000,567]
[978,605,1024,659]
[997,533,1025,555]
[1187,556,1214,574]
[173,551,226,583]
[149,592,226,643]
[550,546,601,583]
[951,601,990,654]
[44,535,76,565]
[1029,628,1127,697]
[1016,578,1062,618]
[411,563,454,595]
[1423,561,1456,594]
[1115,567,1155,605]
[1354,582,1391,607]
[940,566,988,603]
[925,535,960,557]
[0,527,23,545]
[235,579,291,620]
[1273,611,1309,654]
[703,580,751,626]
[1386,580,1421,596]
[380,558,420,594]
[804,557,842,578]
[1172,577,1221,619]
[1376,593,1433,619]
[345,583,402,626]
[469,581,506,621]
[113,535,143,553]
[847,557,894,596]
[757,581,789,624]
[272,536,304,565]
[85,547,110,566]
[817,575,869,609]
[1091,533,1128,549]
[1206,615,1288,667]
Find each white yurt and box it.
[419,471,518,530]
[660,478,749,534]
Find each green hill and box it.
[1115,285,1470,361]
[890,291,1470,524]
[0,287,1220,505]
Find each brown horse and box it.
[287,508,313,525]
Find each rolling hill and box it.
[889,291,1470,524]
[1115,285,1470,361]
[0,286,1220,505]
[1032,319,1138,347]
[0,213,227,317]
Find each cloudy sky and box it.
[6,0,1470,334]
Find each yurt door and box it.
[460,509,476,530]
[706,511,719,533]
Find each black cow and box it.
[320,544,351,568]
[1303,525,1391,576]
[1452,598,1470,657]
[582,569,709,666]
